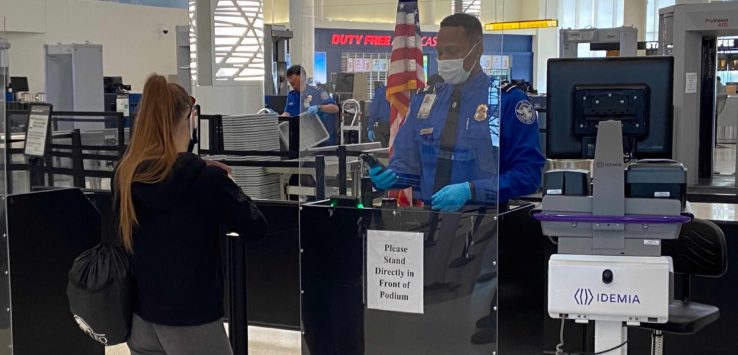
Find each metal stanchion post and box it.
[227,232,248,354]
[315,155,326,200]
[70,129,84,188]
[338,145,347,195]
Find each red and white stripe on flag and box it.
[386,0,426,206]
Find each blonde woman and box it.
[114,74,267,355]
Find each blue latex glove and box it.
[367,129,376,142]
[369,166,397,190]
[431,182,472,212]
[306,105,320,116]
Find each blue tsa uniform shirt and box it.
[285,85,338,145]
[368,84,391,127]
[388,71,544,206]
[497,83,545,202]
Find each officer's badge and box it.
[515,100,536,125]
[320,91,330,100]
[304,95,313,108]
[474,104,488,121]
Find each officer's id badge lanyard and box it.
[417,93,436,120]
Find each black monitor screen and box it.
[334,73,354,93]
[265,95,288,114]
[547,57,673,159]
[104,76,123,94]
[10,77,29,92]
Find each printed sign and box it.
[379,59,388,71]
[686,72,698,94]
[361,58,371,72]
[24,105,51,157]
[480,55,493,70]
[347,58,355,73]
[116,95,130,116]
[372,59,381,72]
[367,230,424,314]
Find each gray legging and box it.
[127,314,233,355]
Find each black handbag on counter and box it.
[67,242,132,346]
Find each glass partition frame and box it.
[0,29,12,354]
[298,2,504,353]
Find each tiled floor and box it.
[714,143,736,177]
[105,326,301,355]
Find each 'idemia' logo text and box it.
[574,288,641,306]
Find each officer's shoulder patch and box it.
[320,91,329,100]
[515,100,536,125]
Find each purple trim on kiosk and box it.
[532,212,691,225]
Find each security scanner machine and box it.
[1,37,8,99]
[264,24,293,96]
[659,1,738,186]
[535,56,720,354]
[560,27,638,58]
[44,44,105,129]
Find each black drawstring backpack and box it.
[67,242,132,345]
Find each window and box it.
[559,0,577,29]
[314,52,327,84]
[558,0,625,57]
[596,0,614,29]
[100,0,188,9]
[558,0,624,29]
[646,0,676,42]
[189,0,265,83]
[452,0,481,18]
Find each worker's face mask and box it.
[437,41,480,85]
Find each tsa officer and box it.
[281,65,340,145]
[367,82,391,147]
[369,13,545,211]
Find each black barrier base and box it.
[497,204,549,354]
[7,189,103,355]
[300,202,501,355]
[246,202,300,330]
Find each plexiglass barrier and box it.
[294,1,533,353]
[0,33,12,354]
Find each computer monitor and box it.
[334,73,355,93]
[546,57,674,159]
[265,95,288,114]
[10,77,29,92]
[104,76,124,94]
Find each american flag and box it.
[386,0,425,206]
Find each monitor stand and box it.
[537,120,688,355]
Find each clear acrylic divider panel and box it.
[298,1,503,353]
[0,29,12,354]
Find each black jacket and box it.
[124,153,267,326]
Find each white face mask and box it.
[437,41,480,85]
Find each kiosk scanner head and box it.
[546,57,674,160]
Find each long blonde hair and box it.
[114,74,191,252]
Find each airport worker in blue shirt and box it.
[369,13,545,211]
[282,65,340,145]
[367,82,391,147]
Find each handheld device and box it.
[359,153,385,170]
